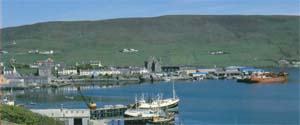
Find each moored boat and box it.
[148,112,175,124]
[124,108,164,118]
[132,83,180,111]
[237,72,288,84]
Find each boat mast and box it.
[172,82,176,99]
[135,94,139,111]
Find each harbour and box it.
[1,68,299,125]
[1,1,299,124]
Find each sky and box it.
[1,0,299,28]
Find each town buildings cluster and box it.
[0,55,293,89]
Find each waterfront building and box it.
[118,68,131,75]
[179,66,198,75]
[3,66,20,77]
[31,109,90,125]
[197,68,217,73]
[192,72,208,78]
[130,67,149,75]
[79,69,119,77]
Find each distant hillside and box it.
[1,15,299,67]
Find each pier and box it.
[31,105,131,125]
[90,106,127,120]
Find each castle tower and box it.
[144,56,161,72]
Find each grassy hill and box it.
[1,15,299,67]
[0,105,64,125]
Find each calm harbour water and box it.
[11,68,300,125]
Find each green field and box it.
[1,15,299,67]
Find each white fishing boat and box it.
[134,83,180,111]
[125,96,175,124]
[125,96,165,118]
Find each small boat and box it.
[30,102,37,105]
[64,96,74,100]
[148,113,175,124]
[163,77,171,82]
[124,108,164,118]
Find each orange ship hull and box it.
[250,77,287,83]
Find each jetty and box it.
[30,105,156,125]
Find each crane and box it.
[70,77,97,110]
[76,86,97,110]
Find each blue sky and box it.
[1,0,299,28]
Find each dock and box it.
[30,105,140,125]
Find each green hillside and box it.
[0,105,64,125]
[1,15,299,67]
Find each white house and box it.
[99,69,121,76]
[130,68,149,75]
[58,69,77,76]
[79,70,92,76]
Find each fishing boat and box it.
[237,72,288,84]
[133,83,180,111]
[125,96,166,118]
[124,96,175,124]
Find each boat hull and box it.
[250,77,287,83]
[237,77,287,84]
[148,116,175,124]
